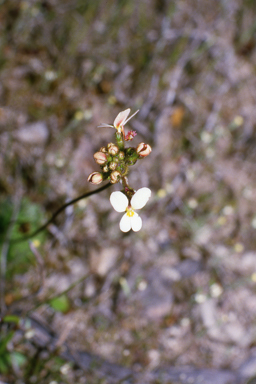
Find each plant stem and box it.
[10,182,112,244]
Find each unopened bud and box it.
[102,165,109,173]
[100,146,108,153]
[87,172,103,184]
[126,158,137,166]
[136,143,152,158]
[119,151,125,160]
[125,130,137,141]
[109,161,117,171]
[93,152,107,165]
[110,170,121,184]
[107,142,115,149]
[108,145,119,156]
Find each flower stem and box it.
[115,131,125,150]
[10,182,112,243]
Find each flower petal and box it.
[113,109,131,128]
[120,213,132,232]
[131,187,151,210]
[98,123,114,128]
[131,212,142,232]
[123,109,139,125]
[110,191,128,212]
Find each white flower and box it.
[110,187,151,232]
[98,108,139,133]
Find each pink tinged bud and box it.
[108,145,119,156]
[125,130,137,141]
[93,152,107,165]
[119,151,125,160]
[110,170,121,184]
[87,172,103,184]
[102,165,109,173]
[109,161,117,171]
[100,146,108,153]
[136,143,152,158]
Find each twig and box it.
[10,182,112,244]
[166,39,201,106]
[139,74,159,119]
[204,82,230,132]
[29,241,45,296]
[26,273,90,315]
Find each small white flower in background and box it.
[110,187,151,232]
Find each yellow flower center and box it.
[126,207,134,217]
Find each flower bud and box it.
[109,161,117,171]
[125,130,137,141]
[87,172,103,184]
[100,146,108,153]
[102,165,109,173]
[110,170,121,184]
[119,151,125,160]
[94,152,107,165]
[126,158,137,166]
[108,145,119,156]
[125,147,137,164]
[107,142,115,149]
[136,143,152,158]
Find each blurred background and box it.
[1,0,256,383]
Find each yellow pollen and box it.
[126,208,134,217]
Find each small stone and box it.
[234,242,244,253]
[188,198,198,209]
[210,283,223,298]
[148,349,160,368]
[90,247,119,277]
[137,280,147,291]
[200,298,217,328]
[233,115,244,126]
[239,353,256,378]
[223,321,249,347]
[195,293,207,304]
[15,121,49,145]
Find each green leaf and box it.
[3,315,20,324]
[0,331,14,354]
[50,295,70,313]
[11,351,27,368]
[0,356,10,374]
[0,197,47,279]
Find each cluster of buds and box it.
[88,109,151,185]
[87,108,152,232]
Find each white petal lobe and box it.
[131,187,151,210]
[131,213,142,232]
[120,214,132,232]
[98,123,114,128]
[110,191,128,212]
[123,109,139,125]
[114,109,131,128]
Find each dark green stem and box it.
[10,182,112,244]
